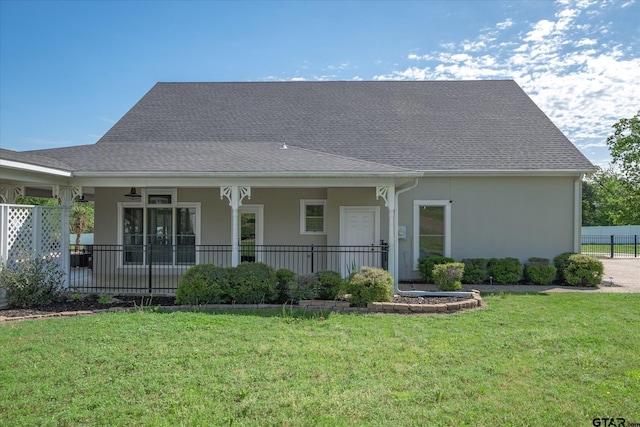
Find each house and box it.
[0,80,595,293]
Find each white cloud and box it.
[373,0,640,165]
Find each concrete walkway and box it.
[398,258,640,294]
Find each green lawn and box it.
[582,243,637,256]
[1,293,639,426]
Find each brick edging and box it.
[0,292,483,323]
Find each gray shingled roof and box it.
[22,80,594,174]
[0,148,74,171]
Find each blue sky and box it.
[1,0,638,168]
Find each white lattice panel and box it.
[2,205,63,268]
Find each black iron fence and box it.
[581,235,639,258]
[69,243,389,295]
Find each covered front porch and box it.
[2,175,419,295]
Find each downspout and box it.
[574,174,584,253]
[393,178,418,294]
[393,177,475,298]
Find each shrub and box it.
[315,270,344,300]
[418,255,455,283]
[487,257,522,285]
[344,267,394,307]
[433,263,464,291]
[523,257,557,286]
[553,252,576,283]
[291,274,320,302]
[175,264,231,305]
[461,258,488,284]
[0,256,65,308]
[563,254,603,286]
[228,262,278,304]
[275,269,296,303]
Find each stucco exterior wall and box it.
[94,186,387,247]
[396,176,579,281]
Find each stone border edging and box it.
[0,292,483,323]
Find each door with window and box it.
[238,205,263,263]
[121,191,198,266]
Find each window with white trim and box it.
[120,189,200,266]
[300,200,327,234]
[413,200,451,269]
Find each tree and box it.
[582,167,640,225]
[607,111,640,187]
[16,196,94,249]
[70,202,95,250]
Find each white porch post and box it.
[221,186,251,267]
[377,185,397,285]
[54,185,82,288]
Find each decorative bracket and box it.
[0,185,24,204]
[376,186,390,207]
[53,185,83,205]
[220,186,251,208]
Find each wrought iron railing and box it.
[581,235,639,258]
[68,243,389,295]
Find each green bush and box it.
[553,252,576,283]
[344,267,393,307]
[315,270,344,300]
[487,257,522,285]
[461,258,488,284]
[175,264,231,305]
[275,269,296,303]
[433,263,464,291]
[0,256,65,308]
[290,274,320,303]
[523,257,557,286]
[228,262,278,304]
[418,255,455,283]
[563,254,603,286]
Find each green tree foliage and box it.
[70,202,95,248]
[582,167,640,225]
[607,111,640,186]
[16,196,95,247]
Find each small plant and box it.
[487,257,522,285]
[315,270,344,300]
[432,262,464,291]
[68,292,87,302]
[418,255,455,283]
[553,252,576,283]
[98,294,115,304]
[343,266,393,307]
[523,257,557,286]
[563,254,603,286]
[461,258,488,284]
[0,256,65,308]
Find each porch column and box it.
[220,186,251,267]
[0,185,24,204]
[53,185,82,288]
[376,185,397,285]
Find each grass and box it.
[581,243,637,256]
[1,293,639,426]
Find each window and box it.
[119,189,199,266]
[413,200,451,269]
[300,200,326,234]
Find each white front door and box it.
[340,206,380,275]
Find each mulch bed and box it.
[1,294,472,319]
